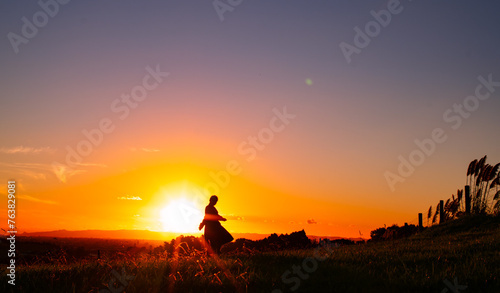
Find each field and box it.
[2,215,499,293]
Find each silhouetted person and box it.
[199,195,233,254]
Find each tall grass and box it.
[466,155,500,214]
[428,156,500,225]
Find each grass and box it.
[2,215,499,292]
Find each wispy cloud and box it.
[307,219,317,224]
[74,162,107,168]
[51,162,106,183]
[117,196,143,201]
[51,163,86,183]
[0,146,55,154]
[142,148,160,152]
[226,215,244,221]
[18,169,47,180]
[130,147,160,152]
[0,162,50,169]
[0,162,53,180]
[17,195,58,205]
[0,147,106,183]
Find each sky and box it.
[1,0,500,238]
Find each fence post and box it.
[418,213,423,229]
[439,200,444,224]
[465,185,471,215]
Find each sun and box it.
[159,198,203,233]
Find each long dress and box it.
[202,204,233,253]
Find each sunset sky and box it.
[1,1,500,238]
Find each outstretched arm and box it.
[205,205,227,221]
[204,214,227,221]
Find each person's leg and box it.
[214,243,221,255]
[207,239,217,255]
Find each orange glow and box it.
[2,118,476,239]
[5,158,421,239]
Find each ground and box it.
[1,215,499,292]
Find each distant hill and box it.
[19,229,197,241]
[308,235,365,242]
[18,229,365,242]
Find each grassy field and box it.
[2,215,499,292]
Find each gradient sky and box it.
[1,0,500,238]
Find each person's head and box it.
[209,195,218,205]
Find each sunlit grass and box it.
[2,221,499,292]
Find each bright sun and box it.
[159,198,203,233]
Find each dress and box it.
[202,204,233,252]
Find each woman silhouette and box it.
[199,195,233,254]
